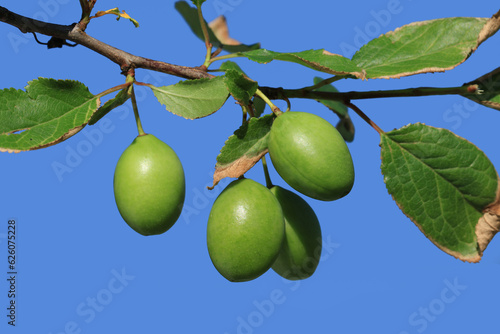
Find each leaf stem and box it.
[255,89,282,116]
[346,102,384,135]
[95,82,132,99]
[197,4,212,68]
[130,86,146,136]
[209,53,241,64]
[261,155,273,188]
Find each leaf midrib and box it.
[383,132,482,215]
[6,95,97,145]
[384,134,478,252]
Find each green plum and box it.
[113,134,185,236]
[207,178,285,282]
[270,186,322,280]
[268,111,355,201]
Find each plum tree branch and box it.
[0,6,213,80]
[260,85,481,103]
[0,6,495,105]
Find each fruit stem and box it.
[130,85,146,136]
[256,89,282,116]
[346,102,384,135]
[241,104,254,124]
[261,155,273,188]
[242,107,248,124]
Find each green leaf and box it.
[461,67,500,111]
[175,1,260,53]
[220,61,246,74]
[352,13,500,79]
[380,123,498,262]
[239,49,365,78]
[175,1,218,45]
[335,115,355,143]
[220,62,261,114]
[223,70,258,105]
[0,78,100,152]
[150,77,229,119]
[226,11,500,79]
[89,87,130,125]
[210,115,274,189]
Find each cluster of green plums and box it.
[112,111,354,282]
[208,111,354,282]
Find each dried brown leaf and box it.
[478,9,500,46]
[208,149,268,190]
[208,16,241,46]
[476,179,500,256]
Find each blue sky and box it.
[1,1,500,333]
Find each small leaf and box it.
[352,12,500,79]
[93,8,139,27]
[0,78,100,152]
[220,60,246,74]
[175,1,260,53]
[223,70,258,105]
[175,1,216,43]
[335,115,355,143]
[210,115,274,189]
[150,77,229,119]
[239,49,365,78]
[89,87,130,125]
[380,123,498,262]
[461,66,500,111]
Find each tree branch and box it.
[259,85,481,102]
[0,6,213,80]
[0,6,494,102]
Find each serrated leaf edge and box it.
[209,115,273,189]
[150,77,229,120]
[0,79,101,153]
[362,15,496,79]
[380,123,498,263]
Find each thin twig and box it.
[346,102,384,135]
[0,6,213,80]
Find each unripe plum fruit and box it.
[113,134,185,236]
[270,186,322,280]
[207,178,285,282]
[268,111,354,201]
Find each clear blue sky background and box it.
[1,1,500,333]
